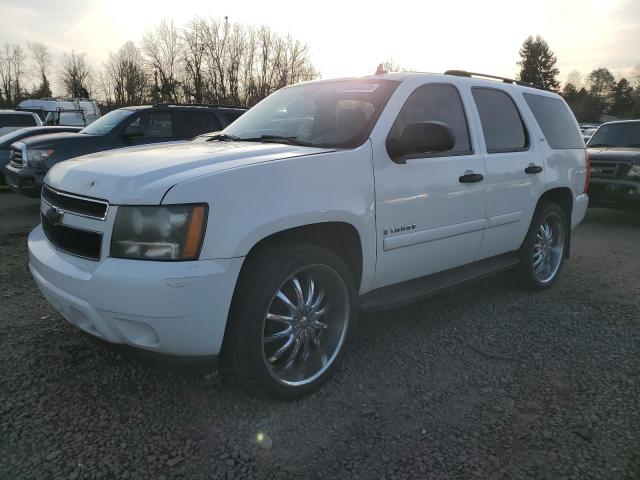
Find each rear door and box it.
[372,81,487,288]
[173,111,222,139]
[469,86,545,258]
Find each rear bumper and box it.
[29,225,244,356]
[3,163,43,197]
[571,193,589,229]
[588,178,640,209]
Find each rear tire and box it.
[517,202,568,291]
[221,242,358,399]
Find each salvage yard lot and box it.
[0,191,639,480]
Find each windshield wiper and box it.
[239,135,314,147]
[206,133,242,142]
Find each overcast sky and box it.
[1,0,639,87]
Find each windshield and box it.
[588,122,640,148]
[222,79,399,148]
[81,109,134,136]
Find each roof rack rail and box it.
[444,70,544,90]
[152,102,248,110]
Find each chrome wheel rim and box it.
[261,264,349,386]
[532,212,565,283]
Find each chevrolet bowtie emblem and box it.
[44,205,64,226]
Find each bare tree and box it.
[60,51,92,97]
[565,70,584,90]
[105,41,148,106]
[0,44,27,106]
[28,42,52,97]
[181,18,207,103]
[142,19,181,103]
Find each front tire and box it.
[221,243,358,399]
[517,202,568,291]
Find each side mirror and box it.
[123,124,143,138]
[387,121,455,163]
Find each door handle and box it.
[525,164,543,174]
[459,171,484,183]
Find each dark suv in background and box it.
[3,104,247,197]
[587,120,640,210]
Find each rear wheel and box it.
[221,243,357,399]
[517,202,567,290]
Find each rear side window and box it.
[472,88,528,153]
[388,83,472,156]
[0,114,37,127]
[173,111,222,138]
[523,93,583,149]
[18,114,37,126]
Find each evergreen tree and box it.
[561,82,578,104]
[517,35,560,91]
[612,78,634,118]
[31,72,52,98]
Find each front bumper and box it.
[29,225,244,356]
[588,178,640,209]
[3,163,43,197]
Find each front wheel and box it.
[517,202,568,290]
[221,243,357,399]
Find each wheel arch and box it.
[239,221,365,292]
[535,186,574,257]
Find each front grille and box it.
[42,185,109,220]
[590,160,631,179]
[9,146,23,167]
[41,212,102,261]
[4,168,18,187]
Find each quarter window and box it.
[523,93,583,149]
[388,84,472,157]
[472,88,528,153]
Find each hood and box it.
[20,132,93,148]
[45,141,334,204]
[587,147,640,164]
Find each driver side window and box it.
[388,84,472,156]
[126,112,173,138]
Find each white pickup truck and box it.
[29,71,589,398]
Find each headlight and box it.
[111,205,208,261]
[627,164,640,178]
[27,148,55,168]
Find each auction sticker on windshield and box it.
[339,84,380,93]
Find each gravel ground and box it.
[1,191,639,480]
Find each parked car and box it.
[17,98,101,126]
[4,104,247,197]
[582,127,597,143]
[28,71,588,398]
[0,126,82,186]
[0,110,43,135]
[586,120,640,210]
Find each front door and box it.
[372,82,487,289]
[120,111,175,147]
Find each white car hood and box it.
[45,141,333,204]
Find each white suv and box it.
[29,71,589,398]
[0,110,43,135]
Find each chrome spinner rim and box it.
[532,212,565,283]
[261,264,349,387]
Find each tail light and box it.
[584,149,590,194]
